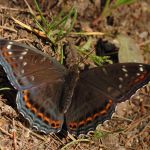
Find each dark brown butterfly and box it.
[0,39,150,136]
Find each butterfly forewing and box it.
[0,39,67,133]
[89,63,150,101]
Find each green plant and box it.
[113,0,137,8]
[26,0,112,65]
[33,0,77,45]
[101,0,137,18]
[93,130,108,139]
[76,38,112,66]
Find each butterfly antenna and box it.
[77,48,95,67]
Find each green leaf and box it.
[113,0,137,8]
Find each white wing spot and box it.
[21,51,28,55]
[40,57,47,62]
[21,69,24,74]
[139,67,144,72]
[122,68,128,72]
[125,73,128,77]
[107,87,113,92]
[23,62,27,66]
[102,67,108,75]
[30,76,35,81]
[19,56,23,60]
[136,73,140,76]
[139,64,143,67]
[9,41,13,44]
[119,77,123,81]
[8,51,13,55]
[7,44,12,49]
[119,84,122,89]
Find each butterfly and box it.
[0,39,150,136]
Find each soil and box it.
[0,0,150,150]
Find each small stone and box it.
[139,32,148,39]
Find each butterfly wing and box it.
[65,63,150,135]
[0,39,67,133]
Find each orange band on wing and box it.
[69,99,113,129]
[2,47,17,69]
[129,71,148,86]
[22,90,61,128]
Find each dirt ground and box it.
[0,0,150,150]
